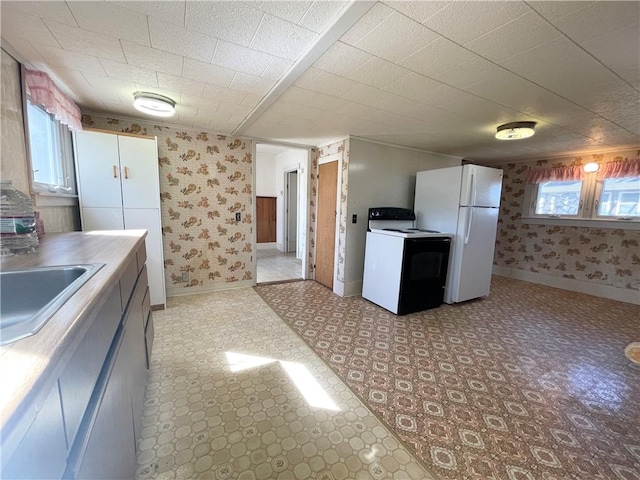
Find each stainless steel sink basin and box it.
[0,264,104,345]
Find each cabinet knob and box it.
[124,166,129,179]
[112,165,118,178]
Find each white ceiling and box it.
[2,1,638,162]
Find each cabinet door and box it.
[124,267,149,450]
[75,131,123,209]
[118,136,160,209]
[124,208,165,306]
[81,207,125,231]
[75,330,136,480]
[2,383,67,479]
[58,285,121,449]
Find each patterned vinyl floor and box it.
[135,288,434,479]
[256,276,640,480]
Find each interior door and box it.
[286,171,298,253]
[74,131,122,209]
[315,161,338,289]
[117,136,159,209]
[256,197,276,243]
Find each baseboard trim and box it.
[492,266,639,305]
[167,280,254,297]
[257,242,276,250]
[343,280,363,297]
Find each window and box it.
[523,161,640,227]
[534,180,584,216]
[25,99,76,195]
[595,177,640,218]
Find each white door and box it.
[124,209,166,306]
[81,207,125,231]
[286,171,298,253]
[74,131,122,209]
[117,136,159,209]
[460,165,503,207]
[451,207,499,302]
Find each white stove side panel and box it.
[362,232,404,314]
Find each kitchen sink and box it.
[0,264,104,346]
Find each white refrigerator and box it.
[414,164,503,304]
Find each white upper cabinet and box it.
[118,135,160,209]
[74,131,122,208]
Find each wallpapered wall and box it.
[314,139,350,287]
[493,149,640,292]
[81,114,254,296]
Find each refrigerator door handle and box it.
[464,208,473,245]
[470,172,477,206]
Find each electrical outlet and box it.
[352,214,357,224]
[181,272,189,282]
[235,212,241,221]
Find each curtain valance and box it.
[525,165,583,184]
[526,159,640,184]
[596,158,640,179]
[24,68,82,131]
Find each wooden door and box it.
[256,196,276,243]
[315,161,338,289]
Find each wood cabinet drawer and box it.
[58,285,121,450]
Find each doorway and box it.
[285,170,298,254]
[255,143,309,284]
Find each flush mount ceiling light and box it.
[133,92,175,117]
[495,121,536,140]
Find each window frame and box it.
[521,173,639,230]
[23,97,77,199]
[593,177,640,220]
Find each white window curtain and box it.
[24,68,82,131]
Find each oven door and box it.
[398,237,451,314]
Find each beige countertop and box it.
[0,230,146,444]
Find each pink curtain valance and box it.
[596,158,640,179]
[525,165,583,184]
[24,68,82,131]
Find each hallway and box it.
[256,248,302,284]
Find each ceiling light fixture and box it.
[133,92,176,117]
[495,121,536,140]
[583,162,599,173]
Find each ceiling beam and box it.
[232,1,376,136]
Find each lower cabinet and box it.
[71,328,136,480]
[65,259,150,479]
[2,384,68,479]
[1,244,151,480]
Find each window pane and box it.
[27,102,60,185]
[535,180,583,215]
[598,177,640,217]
